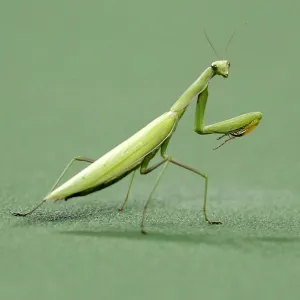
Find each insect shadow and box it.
[10,203,118,224]
[59,228,300,254]
[11,203,300,254]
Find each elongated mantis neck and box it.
[170,66,215,113]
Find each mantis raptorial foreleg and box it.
[139,138,220,234]
[11,156,95,217]
[194,87,262,149]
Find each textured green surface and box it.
[1,0,300,299]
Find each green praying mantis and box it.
[12,33,262,234]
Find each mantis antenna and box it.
[204,24,251,150]
[205,22,248,60]
[224,21,248,56]
[203,28,221,59]
[203,28,238,150]
[224,30,236,55]
[204,28,236,59]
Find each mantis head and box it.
[203,29,234,79]
[211,60,230,78]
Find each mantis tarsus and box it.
[12,36,262,234]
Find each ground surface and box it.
[1,0,300,299]
[2,188,300,299]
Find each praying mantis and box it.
[12,33,262,234]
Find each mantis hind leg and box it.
[11,156,95,217]
[138,147,169,234]
[139,139,220,234]
[118,149,168,212]
[140,156,221,234]
[118,169,137,212]
[140,159,170,234]
[49,156,95,193]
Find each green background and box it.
[1,0,300,299]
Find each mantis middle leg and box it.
[117,148,169,212]
[139,139,220,234]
